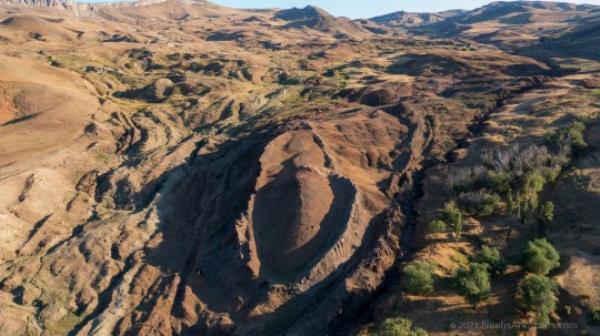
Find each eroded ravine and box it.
[330,73,553,335]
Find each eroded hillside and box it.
[0,1,599,335]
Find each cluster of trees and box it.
[399,239,561,329]
[517,238,561,328]
[452,239,560,327]
[518,274,558,328]
[547,121,587,156]
[395,122,588,332]
[435,120,588,230]
[427,142,569,241]
[400,246,504,302]
[452,246,504,304]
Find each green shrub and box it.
[485,170,512,193]
[518,274,558,328]
[475,193,503,217]
[517,172,546,219]
[539,201,554,223]
[547,121,588,155]
[442,201,462,237]
[523,172,546,195]
[569,121,587,153]
[541,166,561,183]
[523,238,560,275]
[428,219,447,233]
[472,246,506,275]
[402,262,436,295]
[454,263,491,303]
[375,317,428,336]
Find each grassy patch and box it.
[45,311,84,336]
[95,152,113,163]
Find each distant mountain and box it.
[532,10,600,60]
[274,5,368,36]
[458,0,597,24]
[370,9,464,28]
[370,0,600,52]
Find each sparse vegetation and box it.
[442,201,463,238]
[539,201,554,223]
[522,238,560,275]
[547,121,588,156]
[518,274,558,328]
[485,170,512,194]
[427,219,446,233]
[459,191,503,217]
[375,317,428,336]
[402,262,436,295]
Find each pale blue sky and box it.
[77,0,600,18]
[211,0,600,18]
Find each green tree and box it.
[519,172,546,217]
[486,170,512,193]
[402,262,435,295]
[427,219,446,233]
[539,201,554,223]
[475,193,503,217]
[518,274,558,328]
[523,172,546,195]
[454,262,491,304]
[523,238,560,275]
[472,246,506,275]
[375,317,428,336]
[568,121,587,154]
[442,201,463,238]
[547,121,587,155]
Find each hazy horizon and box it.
[74,0,600,18]
[210,0,600,18]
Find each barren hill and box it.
[0,0,599,335]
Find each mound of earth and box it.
[115,78,174,102]
[0,14,74,41]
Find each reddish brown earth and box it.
[0,1,598,335]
